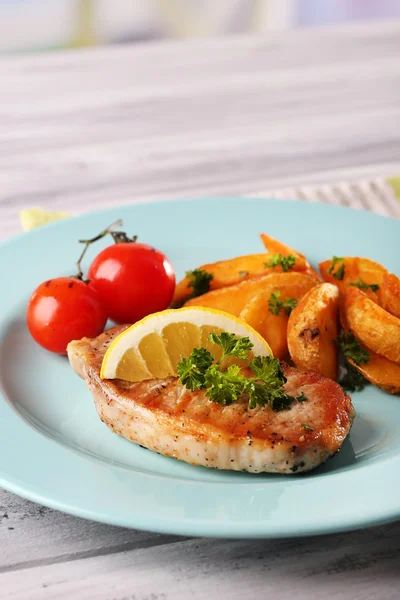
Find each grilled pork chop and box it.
[68,326,355,474]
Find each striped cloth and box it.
[20,176,400,232]
[249,176,400,219]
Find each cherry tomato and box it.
[27,277,107,354]
[87,242,175,324]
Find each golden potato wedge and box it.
[319,257,385,295]
[348,351,400,395]
[260,232,322,281]
[239,280,317,359]
[260,232,306,260]
[287,283,340,380]
[343,287,400,364]
[172,252,309,307]
[184,272,318,317]
[320,256,400,319]
[378,272,400,319]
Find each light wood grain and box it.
[0,20,399,240]
[2,520,400,599]
[1,18,400,600]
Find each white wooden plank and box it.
[0,21,399,243]
[0,490,186,571]
[2,522,400,599]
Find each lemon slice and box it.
[100,307,272,382]
[20,208,70,231]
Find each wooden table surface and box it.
[1,19,400,600]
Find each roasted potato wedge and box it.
[287,283,340,380]
[260,233,322,281]
[184,272,318,317]
[320,256,400,319]
[173,252,309,307]
[348,351,400,395]
[379,272,400,319]
[319,257,385,295]
[343,287,400,364]
[260,232,306,260]
[239,280,317,359]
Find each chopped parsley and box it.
[177,348,213,391]
[349,278,379,292]
[338,331,370,365]
[302,423,314,431]
[268,291,297,316]
[265,253,296,272]
[336,331,370,392]
[339,363,368,393]
[186,269,213,298]
[328,256,345,280]
[177,332,307,410]
[208,331,253,362]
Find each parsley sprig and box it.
[328,256,345,280]
[186,269,213,298]
[268,291,297,316]
[177,332,307,410]
[339,364,368,393]
[337,331,370,392]
[265,253,296,272]
[349,278,379,292]
[338,331,370,365]
[177,348,213,391]
[208,331,253,362]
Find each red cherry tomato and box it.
[27,277,107,354]
[87,242,175,324]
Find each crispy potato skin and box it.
[343,287,400,364]
[378,273,400,319]
[320,257,400,320]
[260,233,306,259]
[173,252,310,307]
[319,257,386,295]
[348,351,400,395]
[287,283,339,380]
[184,272,319,317]
[239,280,317,359]
[260,233,322,281]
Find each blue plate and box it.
[0,198,399,538]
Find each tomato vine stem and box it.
[76,219,137,280]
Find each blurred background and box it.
[1,0,400,53]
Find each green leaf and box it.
[209,331,253,362]
[297,392,308,402]
[302,423,314,431]
[178,333,298,412]
[338,331,370,365]
[250,355,287,387]
[268,290,298,317]
[177,348,213,390]
[269,389,296,411]
[328,256,345,280]
[265,253,296,272]
[244,380,271,409]
[186,269,213,298]
[204,364,246,405]
[349,278,379,292]
[339,363,369,392]
[282,296,297,316]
